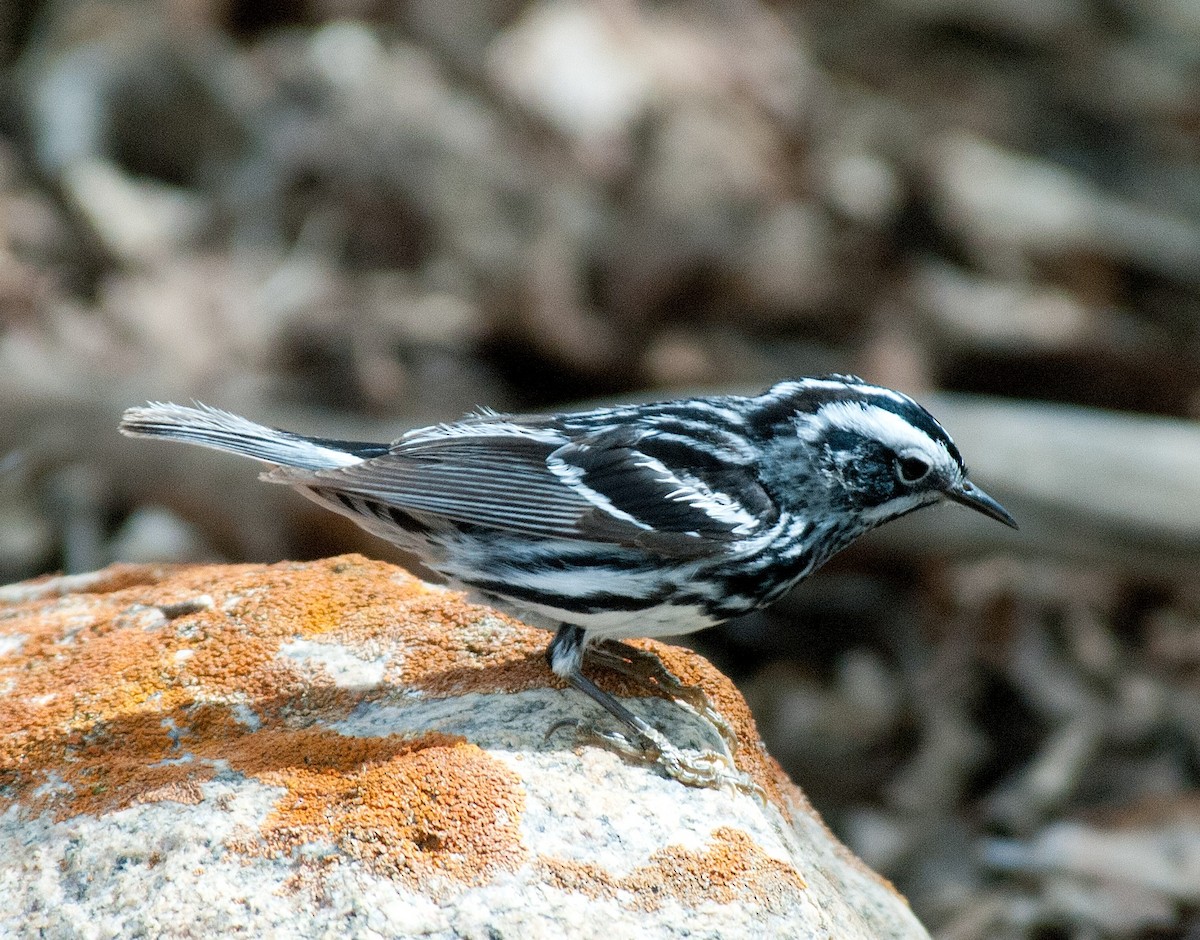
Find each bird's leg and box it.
[588,639,741,761]
[545,625,660,747]
[545,625,760,797]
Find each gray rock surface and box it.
[0,556,929,939]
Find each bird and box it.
[120,376,1016,789]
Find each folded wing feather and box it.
[267,423,777,556]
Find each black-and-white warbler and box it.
[121,377,1015,789]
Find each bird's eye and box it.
[895,455,931,484]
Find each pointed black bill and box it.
[944,479,1018,529]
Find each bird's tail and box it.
[119,402,372,471]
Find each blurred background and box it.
[1,0,1199,936]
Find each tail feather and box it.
[119,402,367,471]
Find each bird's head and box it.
[756,377,1017,532]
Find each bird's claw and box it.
[569,719,765,800]
[590,642,743,760]
[544,717,579,743]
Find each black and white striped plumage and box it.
[120,377,1015,786]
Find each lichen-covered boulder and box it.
[0,555,929,938]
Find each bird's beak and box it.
[943,479,1018,529]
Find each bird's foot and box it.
[591,641,742,759]
[556,718,765,800]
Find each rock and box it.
[930,134,1200,283]
[488,0,659,165]
[488,0,814,176]
[911,260,1104,353]
[108,505,221,565]
[984,797,1200,930]
[735,201,837,316]
[0,555,929,939]
[60,159,208,265]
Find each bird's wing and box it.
[270,421,777,556]
[549,427,778,554]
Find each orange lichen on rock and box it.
[1,554,801,895]
[0,556,525,886]
[539,826,806,912]
[225,730,525,885]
